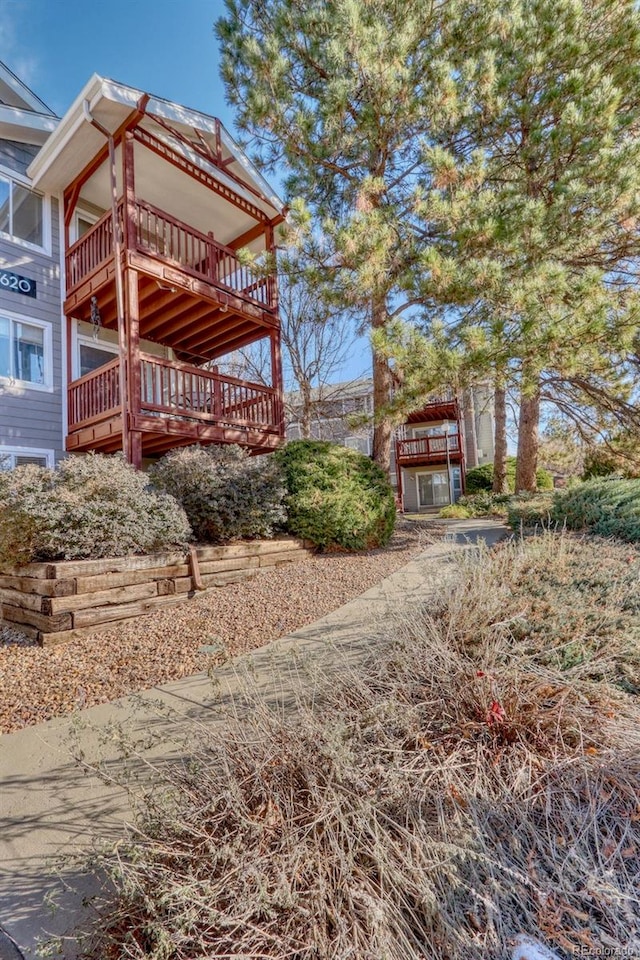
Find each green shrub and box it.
[0,454,191,566]
[438,504,472,519]
[465,456,553,493]
[150,444,286,543]
[274,440,395,550]
[457,492,512,517]
[507,491,557,529]
[553,478,640,542]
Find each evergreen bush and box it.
[553,478,640,542]
[149,444,286,543]
[0,453,191,566]
[438,504,472,519]
[506,492,557,529]
[274,440,395,550]
[456,492,512,517]
[465,456,553,493]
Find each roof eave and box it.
[27,74,104,186]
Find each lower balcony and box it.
[396,434,463,467]
[66,353,284,458]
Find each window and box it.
[73,208,99,243]
[344,436,371,456]
[0,314,52,389]
[0,175,44,248]
[78,340,118,377]
[0,447,53,470]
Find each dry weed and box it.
[69,533,640,960]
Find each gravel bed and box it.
[0,521,440,734]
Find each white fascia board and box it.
[27,74,105,184]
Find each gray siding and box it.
[0,138,39,177]
[0,185,63,461]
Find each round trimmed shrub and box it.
[149,444,287,543]
[0,453,191,565]
[275,440,396,550]
[466,456,553,493]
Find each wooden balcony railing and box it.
[132,200,273,309]
[65,201,124,291]
[64,195,275,313]
[68,354,282,438]
[139,354,281,431]
[68,357,121,430]
[396,434,461,462]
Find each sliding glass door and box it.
[417,471,450,508]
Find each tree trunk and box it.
[515,369,541,492]
[492,374,509,493]
[463,388,479,469]
[371,296,393,474]
[300,380,312,439]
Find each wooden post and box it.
[395,444,404,512]
[123,131,136,251]
[270,330,284,436]
[125,268,142,469]
[265,222,279,312]
[188,545,205,591]
[122,130,143,468]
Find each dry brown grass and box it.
[68,533,640,960]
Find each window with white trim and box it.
[0,174,44,249]
[0,447,53,470]
[0,314,52,389]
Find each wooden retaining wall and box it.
[0,537,311,646]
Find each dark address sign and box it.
[0,268,36,298]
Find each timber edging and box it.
[0,537,313,646]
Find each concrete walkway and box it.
[0,519,508,959]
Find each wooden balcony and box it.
[64,198,276,329]
[396,433,463,467]
[66,353,283,457]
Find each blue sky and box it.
[0,0,373,382]
[0,0,231,125]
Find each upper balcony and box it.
[396,397,464,468]
[396,432,463,467]
[66,198,274,311]
[63,197,278,364]
[27,74,287,465]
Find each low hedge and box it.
[506,492,557,529]
[0,453,191,565]
[275,440,396,550]
[456,492,512,518]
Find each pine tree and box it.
[410,0,640,489]
[216,0,464,473]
